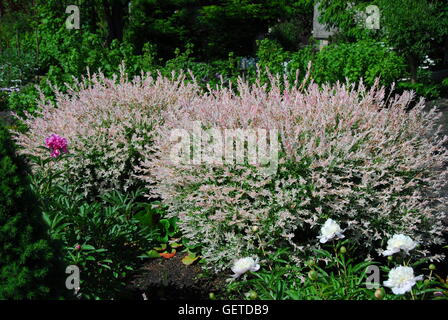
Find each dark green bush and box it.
[255,39,406,89]
[0,91,8,111]
[0,48,39,88]
[311,40,407,87]
[155,43,247,90]
[31,155,158,299]
[7,84,40,116]
[397,82,441,100]
[256,38,291,76]
[394,69,444,100]
[0,122,64,299]
[268,16,313,52]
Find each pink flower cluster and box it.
[45,134,68,158]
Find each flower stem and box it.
[257,234,272,271]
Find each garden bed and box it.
[123,253,226,300]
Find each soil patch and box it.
[121,253,227,300]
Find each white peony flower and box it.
[231,257,260,279]
[317,218,345,244]
[382,234,417,256]
[384,266,423,295]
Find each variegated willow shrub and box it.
[137,75,448,273]
[14,69,200,198]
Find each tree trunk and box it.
[444,36,448,67]
[35,29,39,64]
[83,0,100,33]
[16,29,20,56]
[407,55,418,84]
[102,0,128,45]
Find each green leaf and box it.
[82,244,95,250]
[182,254,199,266]
[145,249,161,258]
[170,242,183,248]
[42,212,51,226]
[134,210,155,228]
[154,243,167,251]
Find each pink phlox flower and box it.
[45,134,68,158]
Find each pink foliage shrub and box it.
[138,75,448,272]
[14,69,200,197]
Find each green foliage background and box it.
[0,122,64,299]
